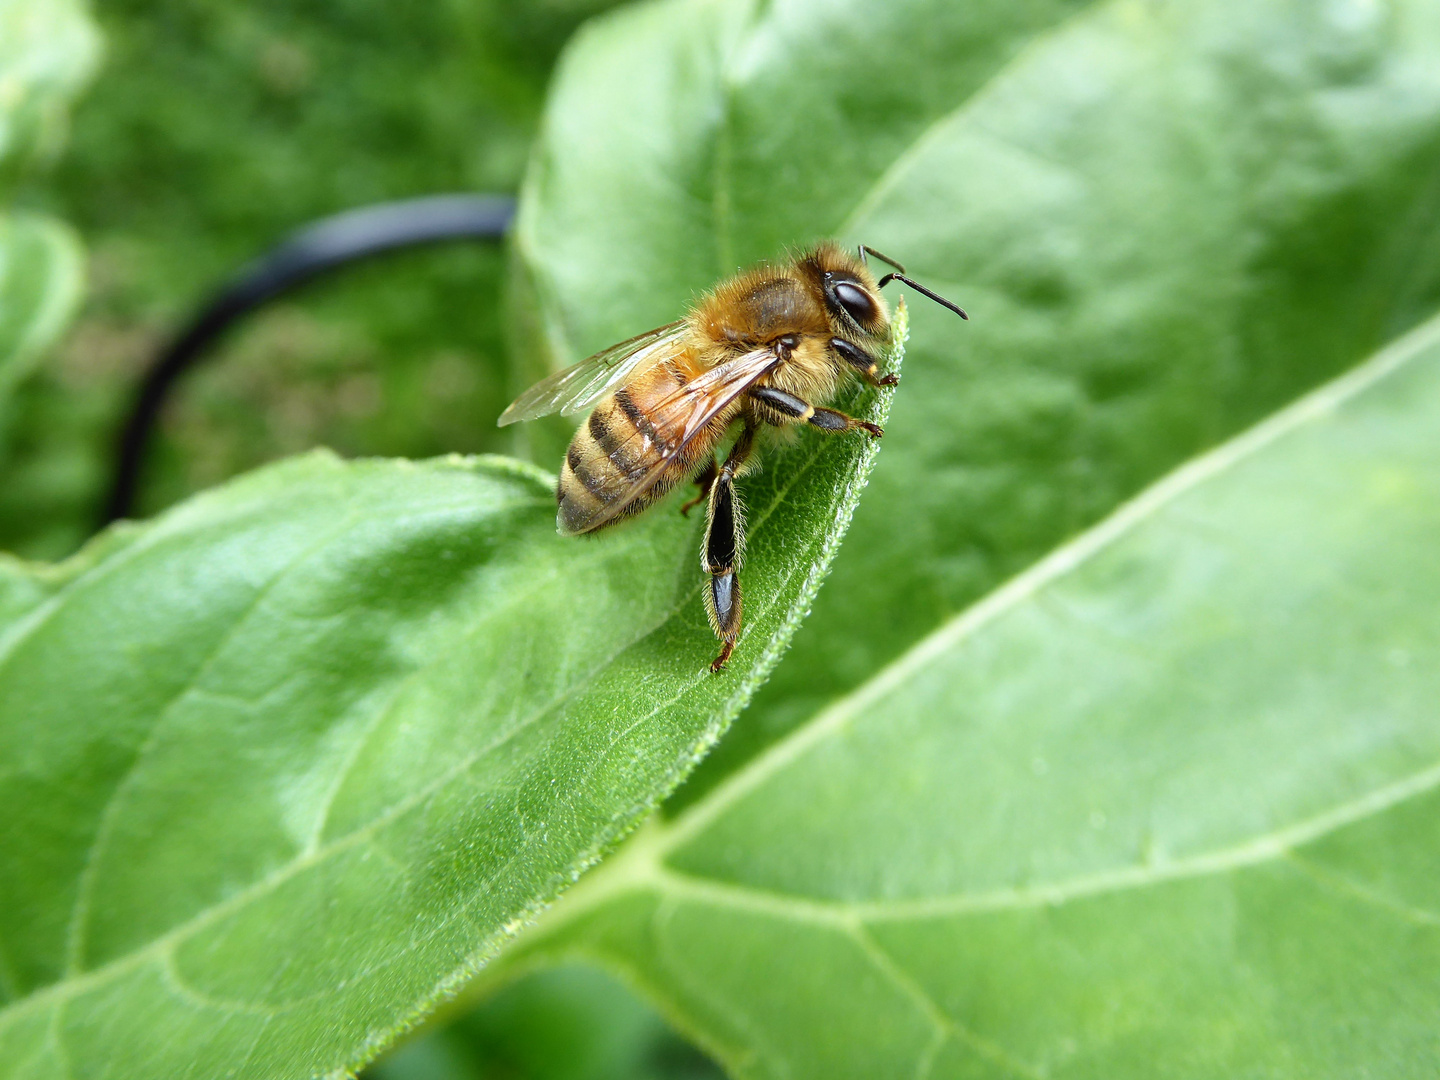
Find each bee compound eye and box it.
[833,280,877,325]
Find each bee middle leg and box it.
[749,385,884,438]
[680,455,718,517]
[703,426,756,672]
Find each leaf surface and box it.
[511,0,1440,798]
[0,306,896,1080]
[489,305,1440,1076]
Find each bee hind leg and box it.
[703,427,755,672]
[680,456,718,517]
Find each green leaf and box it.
[0,308,900,1079]
[487,304,1440,1076]
[511,0,1440,799]
[0,0,100,179]
[0,213,85,414]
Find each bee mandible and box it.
[499,242,967,671]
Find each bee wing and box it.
[497,320,688,425]
[561,345,780,534]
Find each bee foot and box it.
[861,422,884,439]
[878,373,899,387]
[709,641,735,672]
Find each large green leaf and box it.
[511,0,1440,799]
[486,303,1440,1076]
[0,310,899,1079]
[0,0,99,179]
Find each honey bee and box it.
[499,242,966,671]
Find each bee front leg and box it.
[749,386,884,439]
[829,337,899,387]
[703,427,755,672]
[808,406,884,439]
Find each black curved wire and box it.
[100,193,516,528]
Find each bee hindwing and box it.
[498,321,688,425]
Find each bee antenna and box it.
[859,245,905,274]
[877,272,969,320]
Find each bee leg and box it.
[809,407,884,439]
[680,456,718,517]
[703,427,755,672]
[829,336,898,387]
[749,386,884,439]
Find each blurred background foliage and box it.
[2,0,719,1075]
[369,966,720,1080]
[4,0,614,559]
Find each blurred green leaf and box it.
[368,965,721,1080]
[0,0,97,436]
[490,304,1440,1076]
[511,0,1440,803]
[0,311,897,1079]
[0,0,100,180]
[0,213,83,418]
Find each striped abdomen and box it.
[557,361,721,535]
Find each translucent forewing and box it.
[497,321,687,425]
[558,346,779,534]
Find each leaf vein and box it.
[850,923,1042,1080]
[642,755,1440,924]
[1285,852,1440,929]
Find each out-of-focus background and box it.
[7,0,607,560]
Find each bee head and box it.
[800,242,890,339]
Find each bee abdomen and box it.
[557,376,687,534]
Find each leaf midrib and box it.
[650,752,1440,921]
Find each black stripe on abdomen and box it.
[613,388,660,444]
